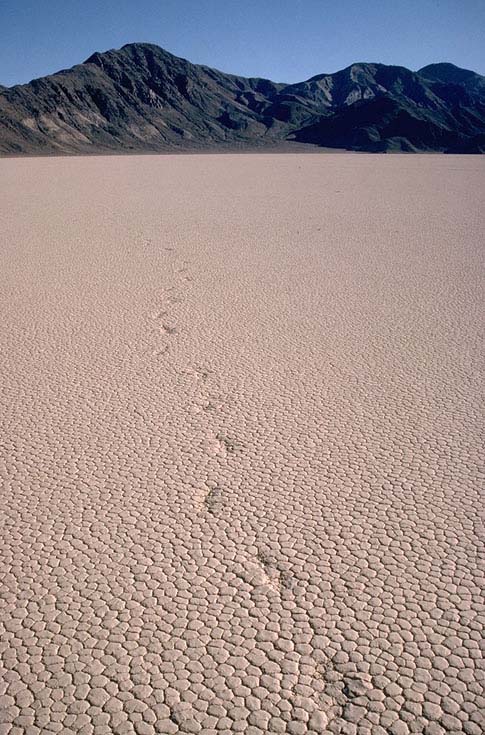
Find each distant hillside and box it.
[1,44,484,154]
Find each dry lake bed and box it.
[0,154,484,734]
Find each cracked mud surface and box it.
[0,154,484,734]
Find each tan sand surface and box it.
[0,154,484,734]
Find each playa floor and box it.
[1,154,484,734]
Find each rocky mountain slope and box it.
[1,44,484,154]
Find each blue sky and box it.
[1,0,484,87]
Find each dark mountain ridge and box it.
[1,43,484,154]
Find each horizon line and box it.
[1,41,482,90]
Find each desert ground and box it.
[0,153,483,735]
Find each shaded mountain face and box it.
[292,67,485,153]
[1,43,484,154]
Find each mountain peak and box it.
[418,62,483,83]
[84,42,177,65]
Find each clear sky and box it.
[1,0,484,87]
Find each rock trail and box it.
[0,153,484,735]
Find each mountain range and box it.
[1,43,484,155]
